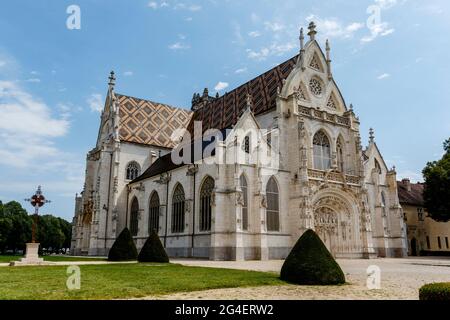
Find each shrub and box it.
[419,283,450,300]
[280,229,345,285]
[138,230,169,263]
[107,228,138,261]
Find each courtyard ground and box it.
[143,257,450,300]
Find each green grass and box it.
[0,263,284,300]
[0,255,106,263]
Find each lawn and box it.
[0,255,106,263]
[0,263,284,300]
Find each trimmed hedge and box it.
[138,230,169,263]
[280,229,346,285]
[108,227,138,261]
[419,283,450,300]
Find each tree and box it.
[138,230,169,263]
[3,202,32,253]
[108,228,138,261]
[423,138,450,222]
[280,229,346,285]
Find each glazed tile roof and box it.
[397,180,424,206]
[116,93,193,148]
[188,54,299,134]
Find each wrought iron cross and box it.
[24,186,51,243]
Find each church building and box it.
[71,22,408,260]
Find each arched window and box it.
[126,162,140,180]
[337,138,344,173]
[375,159,382,174]
[130,197,139,236]
[266,177,280,232]
[171,184,185,233]
[148,192,160,234]
[313,131,331,170]
[243,135,250,154]
[200,177,215,232]
[240,175,249,231]
[381,192,389,235]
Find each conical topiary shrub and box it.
[138,230,169,263]
[280,229,345,285]
[107,227,138,261]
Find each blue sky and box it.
[0,0,449,221]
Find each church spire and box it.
[299,27,305,51]
[307,21,317,41]
[326,39,332,79]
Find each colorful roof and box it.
[188,54,299,134]
[116,94,193,148]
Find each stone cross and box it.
[24,186,51,243]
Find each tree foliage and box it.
[280,229,346,285]
[0,201,72,254]
[108,228,138,261]
[138,230,169,263]
[423,138,450,222]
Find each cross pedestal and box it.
[9,243,52,266]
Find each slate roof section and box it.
[397,180,425,207]
[188,54,299,134]
[116,93,193,148]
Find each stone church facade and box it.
[71,23,408,260]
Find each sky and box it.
[0,0,449,221]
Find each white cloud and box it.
[147,1,158,9]
[87,93,104,112]
[185,17,193,22]
[214,82,229,91]
[377,73,390,80]
[264,21,285,32]
[246,42,296,61]
[361,22,395,43]
[374,0,398,10]
[168,42,191,50]
[306,15,364,40]
[231,22,245,45]
[248,31,261,38]
[235,67,247,74]
[123,71,134,76]
[25,78,41,83]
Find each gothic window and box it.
[374,159,382,174]
[171,184,185,233]
[313,131,331,170]
[417,207,424,221]
[148,192,160,234]
[240,175,249,231]
[266,177,280,232]
[381,192,387,215]
[130,197,139,237]
[326,94,338,109]
[309,78,323,97]
[126,162,140,180]
[199,176,215,232]
[309,54,322,71]
[243,135,250,154]
[266,132,272,146]
[337,138,344,173]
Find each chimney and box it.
[402,178,411,192]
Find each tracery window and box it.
[126,162,140,180]
[199,177,215,232]
[130,197,139,237]
[148,192,160,233]
[171,184,185,233]
[309,78,323,97]
[240,175,249,231]
[243,135,250,154]
[309,54,321,71]
[313,131,331,170]
[266,177,280,232]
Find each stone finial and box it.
[369,128,375,142]
[349,103,354,111]
[246,93,253,110]
[326,39,332,79]
[203,87,209,98]
[308,21,317,41]
[299,27,305,51]
[215,92,220,99]
[108,71,116,89]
